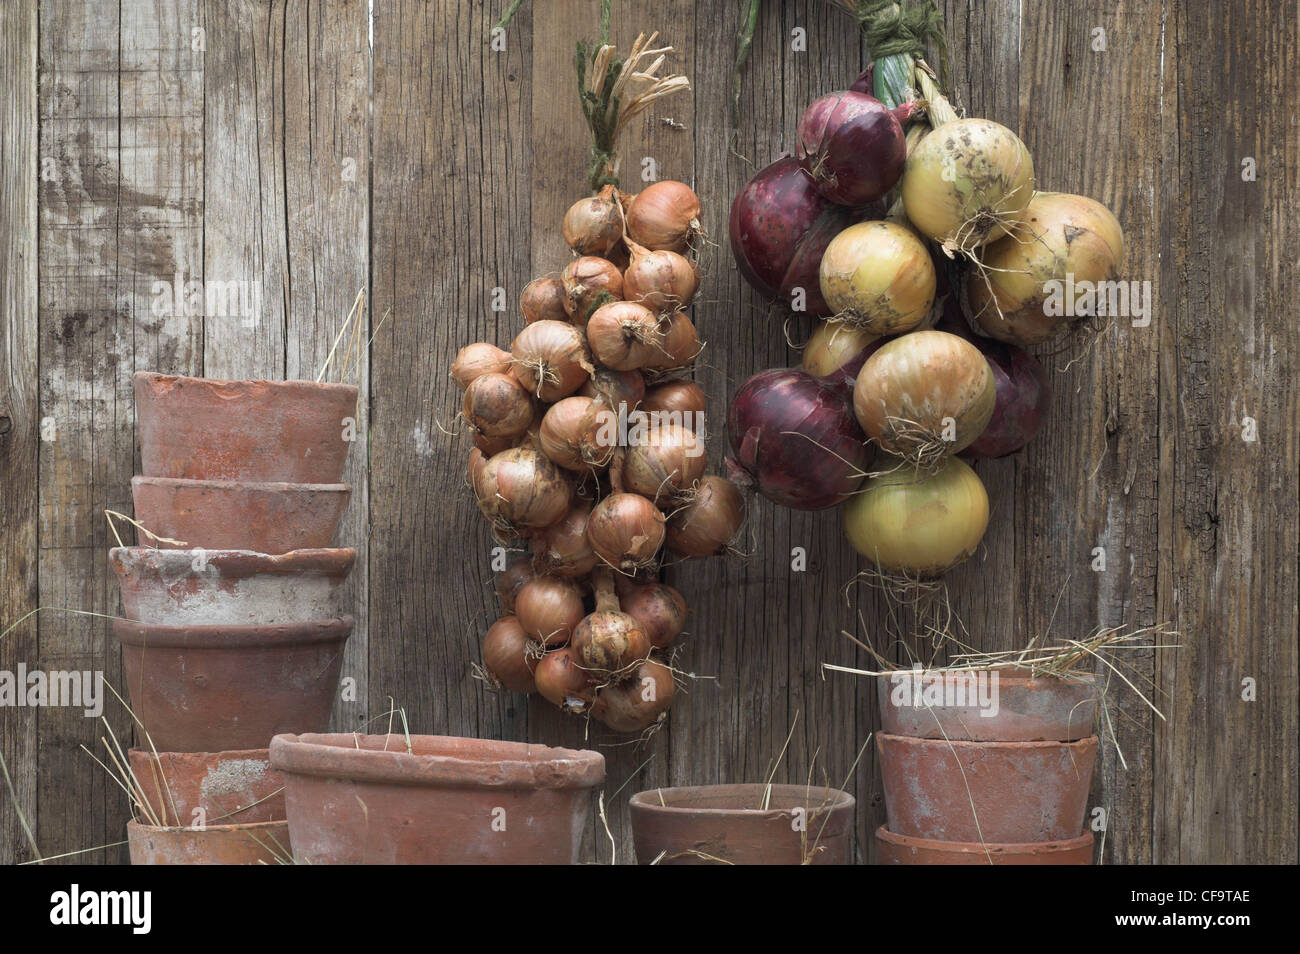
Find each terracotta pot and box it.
[270,733,605,864]
[111,546,355,625]
[131,476,350,554]
[877,733,1097,843]
[877,668,1097,741]
[875,825,1094,865]
[135,371,357,483]
[127,748,286,827]
[127,819,291,865]
[113,617,353,752]
[629,783,856,865]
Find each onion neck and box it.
[592,567,621,613]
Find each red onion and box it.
[728,157,868,317]
[796,92,912,207]
[937,302,1051,459]
[725,368,870,510]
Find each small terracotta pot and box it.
[877,668,1097,741]
[629,783,856,865]
[877,733,1097,843]
[127,819,291,865]
[270,733,605,864]
[111,546,355,625]
[875,825,1094,865]
[131,476,350,554]
[113,617,353,752]
[127,748,286,827]
[135,371,357,483]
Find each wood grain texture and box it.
[280,0,371,734]
[3,0,1296,865]
[202,0,288,380]
[1155,0,1298,863]
[0,0,40,867]
[368,0,534,775]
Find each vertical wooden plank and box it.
[971,0,1167,864]
[0,0,40,866]
[37,0,204,863]
[281,0,370,733]
[527,0,694,863]
[1156,0,1298,863]
[370,0,533,767]
[201,0,288,380]
[681,0,870,862]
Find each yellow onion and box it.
[620,423,707,503]
[451,342,512,391]
[626,180,702,253]
[586,492,666,571]
[476,448,571,531]
[510,320,592,402]
[534,647,595,713]
[969,191,1126,345]
[514,575,585,646]
[641,380,706,418]
[843,455,989,576]
[562,256,624,326]
[624,242,700,314]
[462,371,534,438]
[819,221,935,334]
[853,330,995,462]
[482,616,540,693]
[801,320,880,383]
[620,583,687,648]
[531,500,600,577]
[538,396,613,472]
[562,185,624,256]
[901,118,1035,251]
[586,301,661,371]
[578,367,646,413]
[645,311,701,370]
[666,474,745,558]
[592,658,676,732]
[520,277,571,324]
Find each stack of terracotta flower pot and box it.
[109,372,359,865]
[874,667,1099,865]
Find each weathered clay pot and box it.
[135,371,357,483]
[113,617,353,752]
[629,783,856,865]
[127,819,291,865]
[131,476,350,553]
[875,825,1094,865]
[270,733,605,864]
[877,733,1097,843]
[111,546,355,625]
[127,748,286,827]
[877,668,1097,741]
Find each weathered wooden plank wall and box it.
[0,0,1295,865]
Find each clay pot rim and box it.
[270,732,606,790]
[126,818,288,836]
[875,824,1094,854]
[127,746,271,761]
[875,667,1097,688]
[134,370,358,398]
[110,546,357,576]
[112,615,355,648]
[131,475,351,494]
[629,783,856,816]
[877,732,1098,753]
